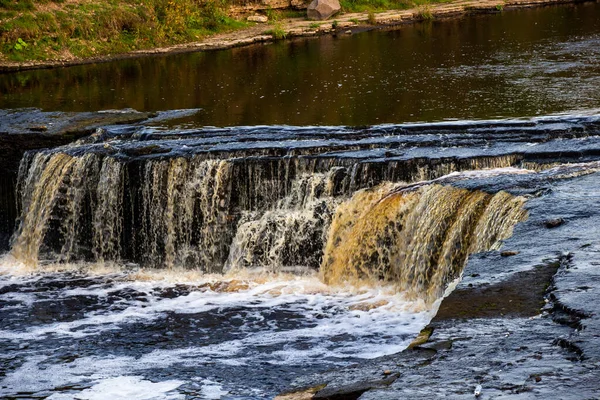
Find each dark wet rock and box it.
[0,109,156,177]
[434,261,559,320]
[313,373,398,399]
[544,218,565,228]
[307,0,341,21]
[276,384,326,400]
[0,174,16,251]
[280,172,600,399]
[282,348,436,400]
[501,250,520,257]
[0,109,154,140]
[119,144,171,157]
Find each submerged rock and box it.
[307,0,340,21]
[545,218,565,228]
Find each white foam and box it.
[46,376,184,400]
[0,265,434,397]
[0,268,430,343]
[200,380,229,399]
[0,291,37,308]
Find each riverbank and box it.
[0,0,593,72]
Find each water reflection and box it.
[1,2,599,126]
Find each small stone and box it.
[345,29,352,34]
[124,262,140,270]
[408,327,433,349]
[425,339,453,351]
[307,0,341,21]
[544,218,564,228]
[535,375,542,382]
[247,15,268,23]
[474,384,482,397]
[383,370,392,375]
[501,250,520,257]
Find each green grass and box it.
[0,0,35,11]
[367,10,376,24]
[417,4,434,19]
[266,23,287,39]
[0,0,249,62]
[0,0,463,63]
[340,0,452,13]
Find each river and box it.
[0,2,599,126]
[1,2,600,399]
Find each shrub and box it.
[267,23,286,39]
[367,11,376,24]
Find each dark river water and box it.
[1,2,600,126]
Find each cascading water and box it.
[15,113,600,399]
[9,146,528,303]
[321,184,527,303]
[6,112,600,400]
[225,170,343,272]
[12,114,600,399]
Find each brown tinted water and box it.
[1,2,600,126]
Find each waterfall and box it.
[139,157,234,270]
[8,149,527,302]
[225,170,343,272]
[11,153,80,264]
[321,184,528,303]
[93,157,124,262]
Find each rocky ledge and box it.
[0,109,199,250]
[278,169,600,399]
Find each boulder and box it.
[307,0,341,21]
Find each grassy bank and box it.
[339,0,450,13]
[0,0,247,62]
[0,0,457,63]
